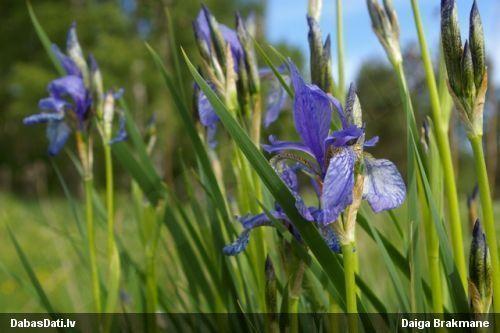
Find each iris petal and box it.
[362,155,406,213]
[289,61,339,168]
[46,121,71,156]
[325,125,364,148]
[262,135,314,157]
[23,112,64,125]
[223,230,250,256]
[48,75,91,121]
[320,147,356,225]
[38,97,68,112]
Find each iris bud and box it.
[345,84,362,128]
[469,1,485,89]
[441,0,487,137]
[236,13,259,94]
[202,6,228,72]
[67,22,89,86]
[89,55,104,115]
[469,220,493,313]
[461,41,476,109]
[366,0,401,66]
[307,16,333,93]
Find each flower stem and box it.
[84,177,101,312]
[342,242,357,313]
[469,134,500,312]
[103,143,121,316]
[335,0,345,99]
[410,0,467,290]
[342,242,357,333]
[104,145,115,258]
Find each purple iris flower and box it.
[262,61,405,225]
[224,62,405,256]
[23,24,126,155]
[23,23,92,156]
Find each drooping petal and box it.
[363,155,406,213]
[46,121,71,156]
[289,61,342,168]
[23,112,64,125]
[320,147,356,225]
[238,211,283,229]
[223,230,250,256]
[262,135,315,157]
[224,210,288,256]
[39,97,69,113]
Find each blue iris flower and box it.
[23,24,127,155]
[23,23,92,156]
[223,61,405,256]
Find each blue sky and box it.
[266,0,500,84]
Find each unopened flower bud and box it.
[202,6,228,72]
[366,0,401,65]
[345,84,362,128]
[461,41,476,109]
[469,219,492,313]
[469,1,485,89]
[236,13,260,94]
[67,22,89,85]
[103,92,115,140]
[88,54,103,114]
[307,16,333,93]
[441,0,487,137]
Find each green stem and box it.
[335,0,345,99]
[342,242,357,333]
[469,135,500,312]
[342,242,357,314]
[410,0,467,289]
[104,145,115,258]
[84,177,101,312]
